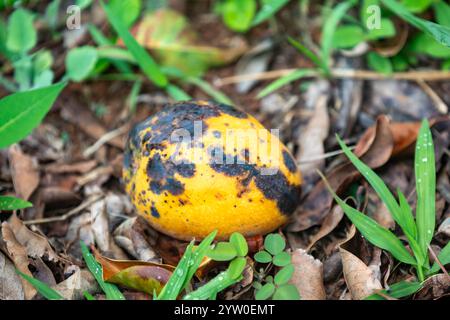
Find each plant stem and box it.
[416,266,425,282]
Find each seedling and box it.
[320,119,450,294]
[253,233,300,300]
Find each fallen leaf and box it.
[0,251,25,300]
[306,205,344,251]
[52,266,99,300]
[128,9,247,77]
[8,144,40,201]
[339,226,382,300]
[44,160,97,174]
[290,249,326,300]
[415,274,450,300]
[92,248,173,295]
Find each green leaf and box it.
[101,0,168,87]
[183,269,242,300]
[257,68,316,98]
[382,0,450,48]
[228,257,247,279]
[274,264,294,285]
[319,171,417,265]
[401,0,432,13]
[365,281,422,299]
[80,241,125,300]
[254,250,273,263]
[33,50,53,75]
[414,119,436,255]
[6,8,36,54]
[321,0,357,68]
[252,0,290,27]
[333,25,365,49]
[360,0,381,27]
[273,251,291,267]
[0,195,32,210]
[273,284,300,300]
[207,242,238,261]
[165,84,191,101]
[65,46,98,82]
[109,0,141,28]
[433,2,450,28]
[229,232,248,256]
[408,32,450,58]
[397,189,417,239]
[255,283,275,300]
[184,77,233,105]
[288,37,328,73]
[264,233,286,256]
[222,0,256,32]
[366,52,392,75]
[429,241,450,274]
[45,0,61,30]
[365,18,396,40]
[17,270,63,300]
[0,82,65,148]
[83,291,95,300]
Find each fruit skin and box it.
[123,101,301,241]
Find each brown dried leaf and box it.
[0,251,25,300]
[8,144,39,200]
[290,249,326,300]
[52,266,98,300]
[306,205,344,251]
[44,160,97,174]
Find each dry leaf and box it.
[306,205,344,251]
[290,249,326,300]
[0,251,25,300]
[8,144,40,200]
[44,160,97,174]
[52,266,98,300]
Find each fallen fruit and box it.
[123,101,301,240]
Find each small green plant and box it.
[253,233,300,300]
[320,119,450,295]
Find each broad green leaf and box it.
[273,251,291,267]
[321,0,357,67]
[6,8,36,54]
[0,82,65,148]
[207,242,237,261]
[366,52,392,74]
[273,284,301,300]
[33,50,53,74]
[414,119,436,256]
[257,68,317,98]
[228,257,247,279]
[264,233,286,256]
[0,195,32,210]
[222,0,256,32]
[183,269,242,300]
[401,0,432,13]
[319,170,417,265]
[433,2,450,28]
[365,281,422,300]
[429,241,450,274]
[229,232,248,256]
[408,32,450,58]
[382,0,450,48]
[101,0,168,87]
[274,264,294,285]
[365,18,396,40]
[255,283,275,300]
[17,270,63,300]
[254,250,272,263]
[65,46,98,82]
[288,37,328,73]
[336,136,412,238]
[109,0,141,28]
[333,25,365,49]
[80,241,125,300]
[252,0,290,26]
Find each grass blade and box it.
[414,119,436,256]
[252,0,290,27]
[183,269,242,300]
[319,171,416,265]
[184,77,233,105]
[288,37,328,73]
[397,189,417,239]
[365,281,422,300]
[428,241,450,274]
[0,195,32,210]
[17,270,63,300]
[80,241,125,300]
[336,135,414,239]
[257,68,316,98]
[101,0,168,88]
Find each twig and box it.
[24,194,103,225]
[297,146,356,164]
[83,125,129,158]
[215,68,450,87]
[428,245,450,280]
[416,80,448,114]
